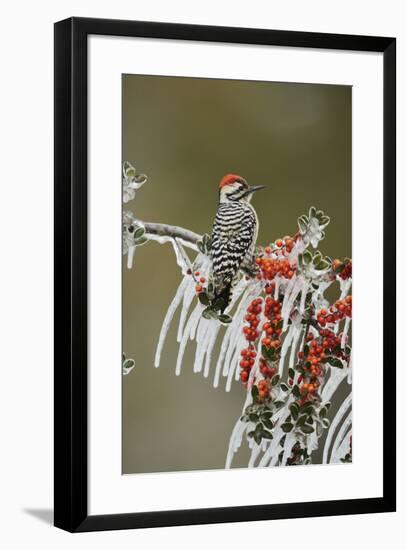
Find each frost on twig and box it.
[122,353,135,376]
[123,161,147,203]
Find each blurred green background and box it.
[122,75,351,474]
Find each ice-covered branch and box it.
[143,222,201,248]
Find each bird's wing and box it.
[211,205,256,289]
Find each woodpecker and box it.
[210,173,265,313]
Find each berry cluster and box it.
[191,271,206,293]
[239,298,263,383]
[255,255,296,281]
[242,297,263,343]
[240,293,283,398]
[316,295,352,327]
[332,258,352,280]
[239,347,257,383]
[254,236,297,282]
[296,333,325,397]
[261,297,282,350]
[257,379,271,400]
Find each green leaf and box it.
[303,344,309,355]
[288,368,295,380]
[280,383,289,392]
[289,403,299,421]
[202,307,217,320]
[218,314,233,324]
[263,418,274,430]
[301,402,315,414]
[213,297,226,311]
[271,374,280,386]
[198,292,210,306]
[319,406,328,418]
[315,259,330,270]
[135,236,148,246]
[300,424,315,434]
[123,359,135,370]
[281,422,293,433]
[312,251,322,264]
[254,433,262,445]
[251,385,259,402]
[292,385,300,398]
[261,429,273,439]
[302,250,312,264]
[134,226,145,239]
[322,418,330,429]
[249,413,259,422]
[328,357,343,368]
[273,400,285,409]
[298,216,308,234]
[296,414,307,427]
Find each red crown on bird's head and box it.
[219,173,245,188]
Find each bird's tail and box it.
[213,275,237,314]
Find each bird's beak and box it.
[248,185,266,194]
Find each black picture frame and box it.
[54,17,396,532]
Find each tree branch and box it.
[143,222,202,247]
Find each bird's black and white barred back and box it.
[210,173,264,312]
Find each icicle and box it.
[171,238,188,274]
[177,284,196,342]
[225,421,249,468]
[248,443,263,468]
[299,280,309,314]
[274,275,281,301]
[203,323,222,378]
[332,429,352,463]
[154,276,190,367]
[347,355,352,384]
[339,277,352,300]
[220,283,260,380]
[258,402,293,467]
[190,304,204,341]
[127,245,135,269]
[330,412,352,463]
[146,233,199,252]
[322,393,352,464]
[288,324,302,376]
[321,367,347,403]
[214,325,232,388]
[175,303,202,375]
[281,276,303,331]
[194,318,212,373]
[341,317,350,348]
[280,432,296,467]
[225,388,255,468]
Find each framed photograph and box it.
[54,17,396,532]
